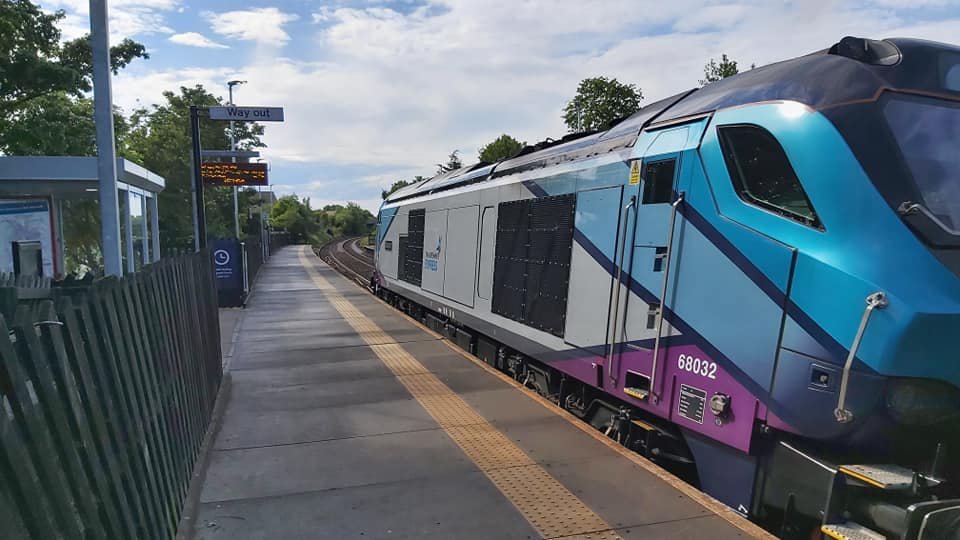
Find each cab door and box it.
[608,126,691,401]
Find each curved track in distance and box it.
[318,236,374,288]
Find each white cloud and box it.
[208,7,300,44]
[39,0,179,40]
[169,32,229,49]
[112,66,235,112]
[673,4,748,33]
[870,0,954,7]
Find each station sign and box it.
[208,106,284,122]
[201,162,268,186]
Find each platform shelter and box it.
[0,156,165,277]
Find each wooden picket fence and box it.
[0,251,223,540]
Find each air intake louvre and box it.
[491,194,576,337]
[401,209,425,286]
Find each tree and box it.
[125,85,265,250]
[0,0,76,115]
[562,77,642,133]
[0,92,131,155]
[437,150,462,174]
[0,0,148,115]
[381,175,427,199]
[333,202,373,236]
[270,195,315,242]
[478,134,524,163]
[382,179,413,200]
[59,34,148,92]
[699,54,752,86]
[2,92,89,155]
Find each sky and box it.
[37,0,960,213]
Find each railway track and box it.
[317,236,374,288]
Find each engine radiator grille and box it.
[401,209,425,287]
[492,194,576,337]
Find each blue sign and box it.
[212,238,244,306]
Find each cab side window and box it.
[718,124,822,229]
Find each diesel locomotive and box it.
[373,37,960,539]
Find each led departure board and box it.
[201,162,268,186]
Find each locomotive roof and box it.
[384,36,960,206]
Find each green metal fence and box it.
[0,251,223,540]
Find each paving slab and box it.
[194,471,538,540]
[200,429,477,503]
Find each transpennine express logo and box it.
[424,236,442,272]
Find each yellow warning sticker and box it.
[629,161,641,185]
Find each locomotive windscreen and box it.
[883,93,960,231]
[491,194,576,337]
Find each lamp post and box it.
[89,0,122,275]
[227,79,246,239]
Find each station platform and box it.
[188,246,773,540]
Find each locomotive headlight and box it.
[885,378,960,426]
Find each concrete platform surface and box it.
[188,246,771,540]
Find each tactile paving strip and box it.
[299,247,623,540]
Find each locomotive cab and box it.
[687,38,960,538]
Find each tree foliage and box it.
[0,91,133,155]
[270,195,314,242]
[478,134,524,163]
[436,150,462,174]
[562,76,642,133]
[331,202,373,236]
[382,179,413,200]
[382,175,427,200]
[60,199,102,273]
[0,0,148,115]
[699,54,750,86]
[59,34,148,89]
[270,196,374,245]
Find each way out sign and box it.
[209,106,284,122]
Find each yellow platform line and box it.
[298,247,622,540]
